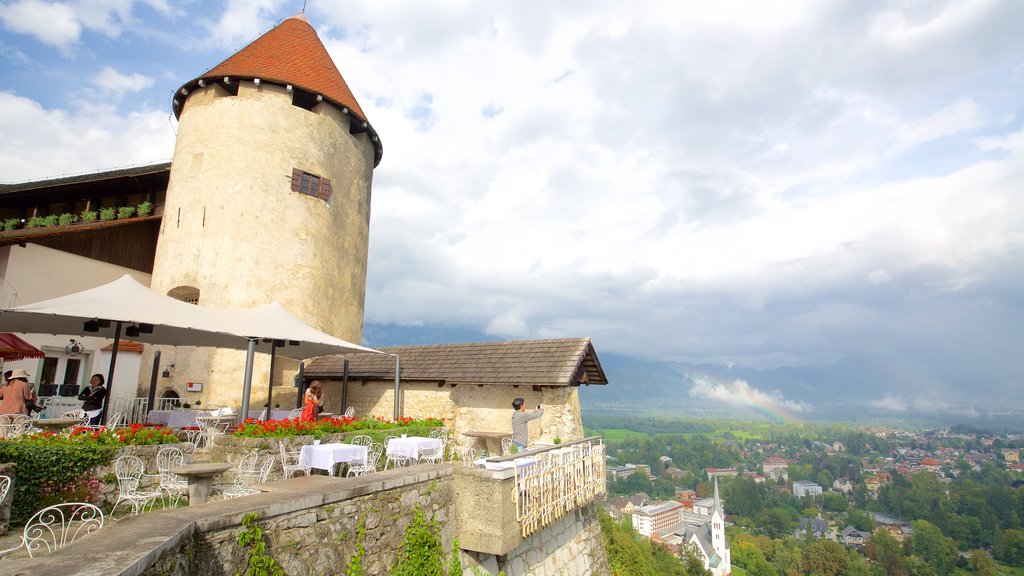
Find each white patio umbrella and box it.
[0,274,384,421]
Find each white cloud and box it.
[688,375,812,414]
[0,91,173,182]
[1,0,82,49]
[201,0,288,52]
[92,66,154,94]
[890,98,983,152]
[869,393,981,417]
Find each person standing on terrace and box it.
[300,380,323,421]
[511,397,543,451]
[0,369,34,415]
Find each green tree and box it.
[904,555,938,576]
[845,508,874,532]
[802,538,848,576]
[865,529,905,576]
[1001,528,1024,566]
[969,549,997,576]
[724,476,767,518]
[910,520,956,575]
[819,492,848,513]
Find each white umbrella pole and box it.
[240,337,257,420]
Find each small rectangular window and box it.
[291,168,332,202]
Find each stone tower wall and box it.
[149,80,375,405]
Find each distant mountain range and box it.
[363,322,1024,429]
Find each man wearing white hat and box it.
[0,369,35,415]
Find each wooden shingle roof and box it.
[172,14,382,166]
[305,338,608,387]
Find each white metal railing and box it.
[507,437,606,537]
[36,396,84,419]
[37,397,182,424]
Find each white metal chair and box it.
[460,446,478,467]
[383,436,412,470]
[419,441,445,464]
[0,475,10,504]
[256,408,267,421]
[501,437,514,456]
[344,406,355,418]
[212,450,261,495]
[0,414,35,438]
[349,434,372,447]
[155,446,189,506]
[112,455,162,516]
[429,429,449,461]
[287,408,302,419]
[101,411,124,430]
[347,443,383,477]
[59,409,87,421]
[279,442,311,478]
[195,411,232,448]
[21,503,104,557]
[222,456,275,499]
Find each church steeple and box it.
[712,476,722,515]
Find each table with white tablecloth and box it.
[147,410,200,428]
[386,437,443,460]
[299,443,368,476]
[245,409,292,421]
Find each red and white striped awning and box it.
[0,332,45,361]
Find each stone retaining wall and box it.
[462,504,609,576]
[1,465,455,575]
[0,462,609,576]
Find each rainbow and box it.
[687,372,810,424]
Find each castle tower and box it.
[149,14,382,405]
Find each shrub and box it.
[58,212,77,225]
[81,210,98,222]
[137,200,153,216]
[117,206,135,219]
[0,436,119,523]
[232,416,444,440]
[42,214,59,226]
[99,207,116,221]
[2,218,19,231]
[26,216,46,228]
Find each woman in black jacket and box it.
[78,373,107,426]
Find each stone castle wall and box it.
[463,505,610,576]
[1,465,610,576]
[320,379,585,453]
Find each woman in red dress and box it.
[299,380,323,421]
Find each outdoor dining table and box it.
[462,430,510,457]
[170,462,233,506]
[299,443,368,476]
[147,409,203,428]
[32,417,86,433]
[386,436,443,460]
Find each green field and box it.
[589,428,648,441]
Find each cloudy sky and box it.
[2,1,1023,402]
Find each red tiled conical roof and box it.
[173,14,381,165]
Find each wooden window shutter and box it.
[318,178,332,201]
[290,168,302,192]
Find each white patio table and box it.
[387,436,443,460]
[299,443,368,476]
